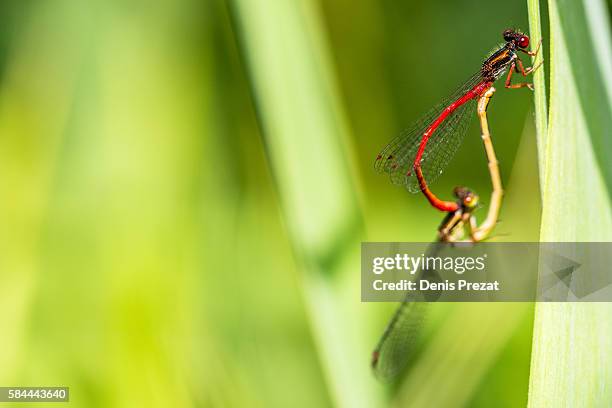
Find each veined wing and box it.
[375,72,483,193]
[371,300,427,381]
[371,241,447,381]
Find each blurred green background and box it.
[0,0,577,407]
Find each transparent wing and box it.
[371,242,446,381]
[375,73,482,193]
[371,300,427,381]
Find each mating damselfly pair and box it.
[372,29,542,378]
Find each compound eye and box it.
[518,36,530,48]
[463,193,478,208]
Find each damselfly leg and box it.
[505,40,543,90]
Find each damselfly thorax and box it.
[481,45,518,82]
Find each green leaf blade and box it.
[528,0,612,406]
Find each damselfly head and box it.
[503,29,530,49]
[453,186,479,209]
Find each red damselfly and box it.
[375,29,541,212]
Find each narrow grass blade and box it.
[229,1,383,406]
[527,0,549,187]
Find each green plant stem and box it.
[527,0,549,189]
[528,0,612,406]
[229,0,383,406]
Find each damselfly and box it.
[375,29,541,212]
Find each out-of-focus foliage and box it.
[0,0,572,406]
